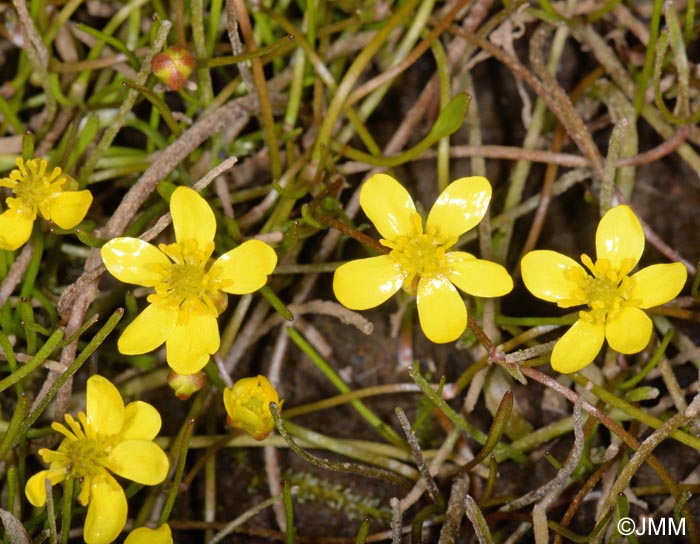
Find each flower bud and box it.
[168,370,206,400]
[151,45,196,91]
[223,375,282,441]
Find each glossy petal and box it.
[0,208,34,251]
[209,239,277,294]
[165,310,219,374]
[101,238,170,287]
[521,250,586,305]
[551,319,605,373]
[46,190,92,228]
[426,176,491,239]
[25,469,65,507]
[86,376,124,436]
[447,252,513,297]
[333,255,404,310]
[170,186,216,246]
[105,440,169,485]
[416,276,467,343]
[83,473,127,544]
[120,401,162,441]
[359,174,418,240]
[118,302,178,355]
[124,525,173,544]
[629,262,687,308]
[595,205,644,271]
[606,307,653,354]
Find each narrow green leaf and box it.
[425,93,470,144]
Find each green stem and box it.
[409,363,528,464]
[272,404,413,488]
[122,81,183,136]
[570,373,700,451]
[286,327,404,447]
[15,309,123,443]
[0,328,64,394]
[159,418,194,525]
[619,329,674,389]
[73,23,139,66]
[79,19,172,183]
[312,0,422,161]
[634,0,663,113]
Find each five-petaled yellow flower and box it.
[521,205,687,374]
[0,158,92,250]
[124,524,173,544]
[101,187,277,375]
[223,375,282,441]
[333,174,513,343]
[25,376,169,544]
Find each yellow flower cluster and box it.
[333,174,513,343]
[521,205,687,373]
[26,376,169,544]
[332,174,687,374]
[13,153,687,544]
[0,158,92,250]
[101,187,277,375]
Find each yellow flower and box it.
[521,205,687,374]
[101,186,277,375]
[124,524,173,544]
[0,158,92,250]
[333,174,513,343]
[223,375,282,441]
[25,376,169,544]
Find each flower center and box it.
[47,413,114,480]
[1,159,66,215]
[568,255,636,324]
[381,212,455,294]
[149,239,227,318]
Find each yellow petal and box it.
[170,186,216,245]
[551,319,605,373]
[45,190,92,228]
[426,176,491,239]
[595,205,644,271]
[416,276,467,343]
[101,238,170,286]
[447,252,513,297]
[83,473,127,544]
[606,307,652,354]
[86,376,124,436]
[209,239,277,294]
[118,302,178,355]
[124,525,173,544]
[165,310,219,374]
[359,173,418,240]
[0,208,34,251]
[521,250,586,306]
[104,440,169,485]
[333,255,404,310]
[120,401,162,441]
[25,470,65,507]
[629,262,687,308]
